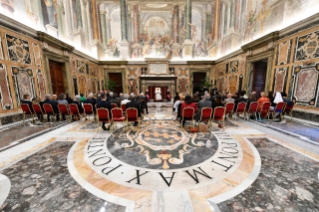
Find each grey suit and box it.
[195,99,212,120]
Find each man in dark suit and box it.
[234,90,247,111]
[195,93,212,121]
[97,93,113,130]
[21,94,34,113]
[139,93,149,114]
[126,96,142,126]
[109,92,120,107]
[84,93,97,113]
[43,94,60,121]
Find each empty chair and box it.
[181,107,195,128]
[258,102,271,120]
[121,104,126,113]
[225,102,235,118]
[21,103,35,124]
[245,102,259,120]
[212,107,226,131]
[126,108,140,129]
[83,103,94,120]
[58,104,70,122]
[198,107,213,130]
[235,102,247,119]
[97,108,113,135]
[43,104,58,122]
[283,102,295,121]
[69,103,85,122]
[271,102,286,120]
[111,108,127,131]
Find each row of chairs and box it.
[21,103,140,132]
[180,101,294,131]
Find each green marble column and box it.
[185,0,192,40]
[205,13,211,37]
[101,12,107,47]
[230,0,236,29]
[120,0,128,41]
[76,0,83,28]
[37,0,44,28]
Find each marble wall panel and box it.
[78,76,86,95]
[127,68,137,78]
[5,34,31,65]
[77,60,85,74]
[73,75,78,95]
[86,77,91,94]
[32,43,42,67]
[71,57,76,73]
[128,79,138,94]
[229,60,239,74]
[217,78,223,93]
[178,78,188,94]
[90,66,97,77]
[273,67,288,93]
[239,55,246,72]
[36,69,46,101]
[276,39,292,66]
[229,75,238,95]
[293,66,319,106]
[0,35,3,60]
[0,63,13,110]
[178,68,188,77]
[11,67,35,106]
[294,30,319,62]
[91,78,97,94]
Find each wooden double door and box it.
[49,60,65,95]
[252,62,267,98]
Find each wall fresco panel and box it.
[0,63,14,110]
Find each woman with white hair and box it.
[73,95,84,114]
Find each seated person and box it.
[212,95,224,110]
[32,97,44,121]
[57,93,69,121]
[223,93,235,105]
[109,92,120,107]
[139,93,149,114]
[66,93,73,104]
[126,96,142,126]
[43,94,60,121]
[121,94,131,105]
[246,93,257,110]
[195,93,212,121]
[96,93,112,130]
[234,91,247,111]
[257,92,270,111]
[21,94,34,113]
[73,95,84,114]
[180,95,197,127]
[174,94,185,117]
[84,93,97,113]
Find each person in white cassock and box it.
[155,88,162,101]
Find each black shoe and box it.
[102,125,107,131]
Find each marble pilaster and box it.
[223,4,228,36]
[106,18,112,42]
[230,0,236,30]
[76,0,83,29]
[234,0,240,31]
[185,0,192,40]
[120,0,128,41]
[133,5,140,43]
[173,5,180,43]
[100,11,108,47]
[82,0,89,43]
[91,0,99,41]
[56,3,64,38]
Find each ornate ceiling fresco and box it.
[0,0,318,60]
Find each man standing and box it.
[139,93,149,114]
[96,93,112,130]
[126,96,142,126]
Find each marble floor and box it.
[0,103,318,212]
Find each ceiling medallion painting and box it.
[145,3,167,8]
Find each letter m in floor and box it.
[185,167,212,184]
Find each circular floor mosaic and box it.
[83,120,248,191]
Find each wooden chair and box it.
[58,104,70,122]
[225,102,235,118]
[198,107,213,130]
[212,107,226,131]
[245,102,259,120]
[235,102,247,119]
[43,104,58,122]
[271,102,286,120]
[181,107,195,128]
[126,108,140,129]
[111,108,127,131]
[258,102,271,120]
[97,108,113,135]
[33,104,46,122]
[69,103,85,122]
[283,102,295,121]
[83,103,95,120]
[21,103,35,124]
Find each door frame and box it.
[104,69,126,94]
[43,51,71,95]
[244,50,274,95]
[189,69,211,95]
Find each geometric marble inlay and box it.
[294,68,318,103]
